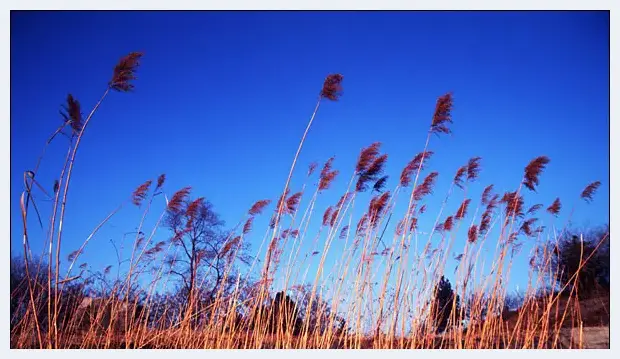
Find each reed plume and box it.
[319,157,339,191]
[109,52,143,92]
[308,162,318,176]
[442,216,454,232]
[369,192,390,227]
[412,172,439,201]
[356,154,388,192]
[468,225,478,243]
[356,142,382,174]
[320,74,344,101]
[155,174,166,191]
[581,181,601,203]
[454,166,467,189]
[481,184,494,205]
[467,156,482,181]
[285,192,303,214]
[526,204,543,215]
[323,207,333,227]
[249,199,271,216]
[501,191,524,219]
[373,176,389,193]
[400,151,434,187]
[455,199,471,220]
[167,187,191,214]
[243,217,254,235]
[339,225,349,240]
[523,156,550,191]
[546,197,561,216]
[132,180,152,206]
[60,94,83,135]
[430,92,454,135]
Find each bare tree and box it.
[163,197,251,310]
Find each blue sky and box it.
[11,11,609,301]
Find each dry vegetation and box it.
[11,53,609,349]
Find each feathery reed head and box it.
[339,225,349,240]
[186,197,205,220]
[520,218,538,237]
[156,174,166,191]
[468,225,478,243]
[60,94,83,135]
[413,172,439,201]
[167,187,191,214]
[400,151,434,187]
[501,191,524,219]
[356,214,369,235]
[369,192,390,227]
[454,166,467,189]
[336,192,353,209]
[467,157,482,182]
[409,217,418,232]
[356,154,388,192]
[330,208,340,227]
[323,206,333,227]
[319,157,339,191]
[243,217,254,235]
[527,204,543,216]
[479,211,492,236]
[547,197,561,216]
[109,52,143,92]
[430,92,454,135]
[581,181,601,203]
[523,156,550,191]
[285,192,303,214]
[132,180,152,206]
[481,185,494,205]
[249,199,271,216]
[308,162,318,176]
[321,74,344,101]
[455,199,471,220]
[356,142,382,174]
[443,216,454,232]
[373,175,389,193]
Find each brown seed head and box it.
[109,52,143,92]
[523,156,550,191]
[323,206,333,227]
[321,74,344,101]
[526,204,543,215]
[454,166,467,189]
[285,191,303,214]
[356,154,388,192]
[546,197,561,216]
[60,94,83,135]
[249,199,271,216]
[581,181,601,203]
[243,217,254,234]
[430,92,454,135]
[455,199,471,220]
[156,174,166,191]
[356,142,382,174]
[132,180,152,206]
[501,191,524,219]
[400,151,434,187]
[481,185,494,205]
[339,225,349,240]
[467,157,482,182]
[413,172,439,201]
[167,187,191,214]
[468,225,478,243]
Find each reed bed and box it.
[11,52,608,349]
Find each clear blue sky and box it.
[11,11,609,298]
